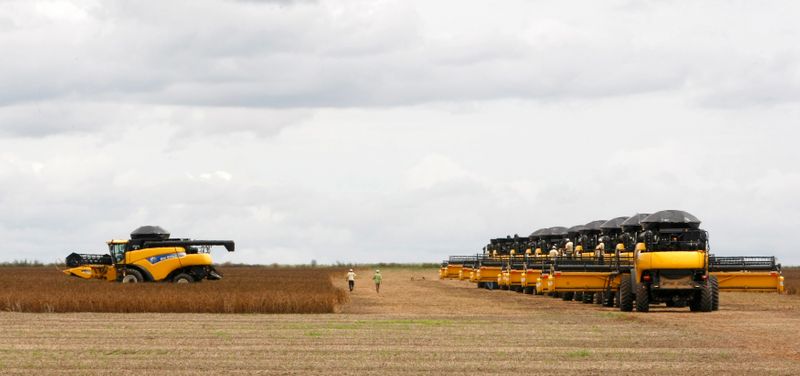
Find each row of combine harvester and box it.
[440,210,784,312]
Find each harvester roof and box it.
[130,225,170,240]
[530,228,549,238]
[567,225,586,236]
[601,216,629,230]
[546,226,568,238]
[641,210,701,230]
[621,213,650,231]
[581,220,607,233]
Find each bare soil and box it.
[0,267,798,375]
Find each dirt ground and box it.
[1,267,798,375]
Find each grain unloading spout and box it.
[142,240,235,252]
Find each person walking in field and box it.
[373,269,382,293]
[346,269,356,292]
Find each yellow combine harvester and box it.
[445,209,784,313]
[63,225,234,283]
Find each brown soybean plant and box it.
[0,267,349,313]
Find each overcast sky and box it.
[1,0,799,265]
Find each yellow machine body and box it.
[536,274,550,294]
[549,271,620,293]
[712,271,785,293]
[62,265,117,281]
[520,269,542,288]
[635,248,707,282]
[508,269,523,287]
[477,266,502,283]
[459,266,473,281]
[445,264,463,279]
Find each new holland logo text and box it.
[147,253,186,264]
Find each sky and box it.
[1,0,799,265]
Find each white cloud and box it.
[1,1,799,265]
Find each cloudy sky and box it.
[1,0,799,265]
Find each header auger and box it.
[63,226,235,283]
[442,210,784,312]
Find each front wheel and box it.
[173,273,195,284]
[121,269,144,284]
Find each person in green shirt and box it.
[372,269,382,293]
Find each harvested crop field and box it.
[0,267,348,313]
[0,267,798,375]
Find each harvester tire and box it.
[121,269,143,284]
[486,282,495,290]
[710,275,720,311]
[691,282,714,312]
[574,292,583,302]
[524,286,534,294]
[561,292,574,301]
[602,291,614,307]
[593,293,603,305]
[582,293,593,304]
[619,276,633,312]
[173,273,195,284]
[635,283,650,312]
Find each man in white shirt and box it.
[565,238,574,258]
[346,269,356,292]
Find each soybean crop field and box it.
[0,267,348,313]
[0,268,798,375]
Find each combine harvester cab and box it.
[620,210,717,312]
[63,225,235,283]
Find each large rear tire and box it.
[699,281,713,312]
[593,292,603,305]
[121,269,144,284]
[710,275,720,311]
[619,276,633,312]
[635,283,650,312]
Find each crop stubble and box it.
[0,267,798,375]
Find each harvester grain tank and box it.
[64,226,234,283]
